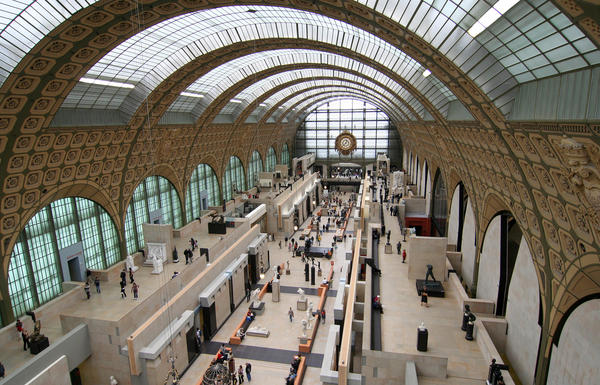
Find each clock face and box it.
[335,132,357,155]
[340,137,352,150]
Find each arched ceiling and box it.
[2,1,599,128]
[57,6,454,119]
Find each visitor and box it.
[120,280,127,298]
[0,361,4,378]
[120,268,127,287]
[321,309,326,324]
[397,241,401,255]
[94,276,101,293]
[245,362,252,382]
[238,365,245,383]
[421,287,429,307]
[288,307,294,322]
[84,282,91,300]
[402,249,407,263]
[131,282,139,300]
[21,329,30,351]
[129,267,134,284]
[373,295,384,314]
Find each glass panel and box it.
[8,196,120,319]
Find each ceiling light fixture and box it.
[259,103,268,107]
[181,91,204,98]
[230,99,243,103]
[422,69,431,78]
[80,77,135,89]
[468,0,519,38]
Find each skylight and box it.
[468,0,520,37]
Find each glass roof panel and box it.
[0,0,99,86]
[279,90,403,123]
[221,77,416,120]
[349,0,598,104]
[167,49,426,119]
[3,1,595,117]
[62,5,452,116]
[259,82,408,121]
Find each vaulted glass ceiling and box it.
[242,79,412,121]
[2,1,598,121]
[218,68,422,119]
[264,86,406,123]
[60,6,453,119]
[168,49,429,120]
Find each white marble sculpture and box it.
[110,376,118,385]
[125,255,139,273]
[297,288,305,302]
[306,302,314,329]
[247,325,270,337]
[151,255,163,274]
[301,319,308,338]
[251,288,261,308]
[145,242,167,266]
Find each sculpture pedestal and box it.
[272,280,280,302]
[250,301,265,315]
[385,243,392,254]
[298,336,308,344]
[297,298,308,311]
[286,268,291,275]
[29,335,49,355]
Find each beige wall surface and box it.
[477,215,501,304]
[407,236,448,281]
[504,236,541,385]
[24,355,70,385]
[547,299,600,385]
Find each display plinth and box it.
[384,243,392,254]
[297,298,308,311]
[30,335,49,354]
[249,301,265,315]
[272,280,280,302]
[416,279,445,297]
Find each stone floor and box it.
[377,183,489,384]
[179,194,356,385]
[0,185,494,385]
[0,225,245,378]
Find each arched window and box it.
[281,143,290,167]
[223,156,246,201]
[124,176,183,254]
[266,147,276,172]
[295,99,400,163]
[8,197,120,319]
[247,150,263,188]
[185,164,220,223]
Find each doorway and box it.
[67,257,85,282]
[185,327,199,364]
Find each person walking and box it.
[21,329,30,351]
[245,362,252,382]
[402,249,407,263]
[84,282,91,299]
[131,282,139,300]
[0,361,5,378]
[321,309,326,324]
[279,240,282,249]
[94,276,101,293]
[237,365,245,383]
[288,307,294,322]
[128,267,134,284]
[120,280,127,299]
[120,268,126,287]
[396,241,401,255]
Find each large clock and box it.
[335,131,357,155]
